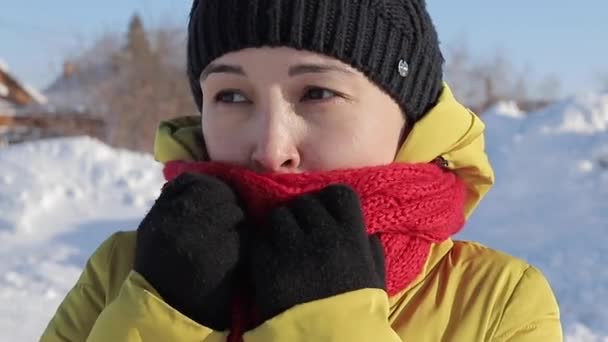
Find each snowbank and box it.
[0,136,163,339]
[486,100,525,119]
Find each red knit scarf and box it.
[163,160,467,338]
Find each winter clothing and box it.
[40,85,563,341]
[163,160,466,297]
[187,0,444,123]
[134,172,249,331]
[162,160,467,341]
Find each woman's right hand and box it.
[134,173,247,331]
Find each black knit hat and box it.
[187,0,444,123]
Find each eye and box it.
[301,87,339,102]
[214,90,250,104]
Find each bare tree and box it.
[443,39,481,109]
[82,14,197,152]
[535,75,562,102]
[443,39,560,114]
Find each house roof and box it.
[0,59,47,106]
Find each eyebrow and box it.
[200,64,246,81]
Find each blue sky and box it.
[1,1,606,95]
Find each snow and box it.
[0,92,607,340]
[578,160,595,173]
[0,136,163,339]
[0,136,162,243]
[0,83,8,98]
[0,58,8,73]
[567,325,608,342]
[534,93,608,135]
[22,84,48,105]
[487,100,525,119]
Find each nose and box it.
[250,106,301,173]
[252,150,300,173]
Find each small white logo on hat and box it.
[398,59,409,77]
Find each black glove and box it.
[250,184,386,322]
[134,173,248,331]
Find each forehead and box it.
[213,47,358,73]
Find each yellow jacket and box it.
[41,86,562,341]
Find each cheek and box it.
[302,117,403,170]
[201,114,251,164]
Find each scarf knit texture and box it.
[163,160,467,339]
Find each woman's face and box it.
[200,47,406,173]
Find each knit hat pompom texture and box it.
[187,0,444,123]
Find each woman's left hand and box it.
[249,184,386,322]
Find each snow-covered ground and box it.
[0,137,164,340]
[1,93,607,341]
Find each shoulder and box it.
[390,240,562,340]
[105,230,137,259]
[448,240,562,340]
[89,230,136,271]
[447,240,536,289]
[84,230,137,302]
[447,240,554,305]
[428,239,537,295]
[450,240,530,271]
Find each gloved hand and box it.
[134,173,248,331]
[249,184,386,322]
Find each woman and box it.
[42,0,563,341]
